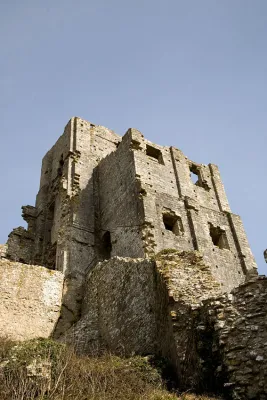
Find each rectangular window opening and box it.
[209,223,229,250]
[146,145,164,165]
[190,164,200,185]
[102,231,112,259]
[189,163,209,191]
[163,214,184,236]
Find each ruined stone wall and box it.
[97,129,146,259]
[5,116,258,336]
[0,259,63,341]
[6,117,122,335]
[152,253,267,398]
[64,257,160,354]
[6,117,257,292]
[66,118,120,275]
[6,227,34,264]
[154,250,223,390]
[133,133,196,257]
[153,252,267,398]
[200,277,267,400]
[128,131,257,291]
[63,251,267,399]
[51,118,120,335]
[0,244,7,258]
[63,251,222,378]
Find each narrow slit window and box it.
[58,154,64,177]
[102,231,112,259]
[45,202,55,244]
[146,145,164,165]
[163,214,184,236]
[209,224,229,250]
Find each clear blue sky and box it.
[0,1,266,274]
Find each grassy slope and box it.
[0,338,220,400]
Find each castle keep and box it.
[1,117,266,399]
[7,118,256,282]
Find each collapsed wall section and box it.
[63,251,223,385]
[200,276,267,400]
[63,257,162,355]
[63,251,266,399]
[0,259,63,341]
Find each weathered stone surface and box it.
[63,257,162,355]
[63,252,267,398]
[0,244,7,258]
[64,252,223,381]
[154,250,223,391]
[4,117,257,334]
[202,277,267,399]
[155,250,222,306]
[7,226,35,264]
[0,259,63,340]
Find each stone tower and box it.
[7,117,257,327]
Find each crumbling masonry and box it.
[2,117,266,399]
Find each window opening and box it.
[189,163,210,191]
[146,145,164,165]
[58,154,64,176]
[45,202,55,244]
[209,224,229,250]
[43,202,56,269]
[102,231,112,259]
[163,214,184,236]
[190,164,200,185]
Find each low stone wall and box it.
[0,259,63,340]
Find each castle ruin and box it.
[1,117,266,399]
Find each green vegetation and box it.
[0,338,220,400]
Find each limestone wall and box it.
[132,136,257,291]
[154,253,267,398]
[0,259,63,341]
[7,227,34,264]
[64,251,222,374]
[63,257,161,354]
[202,276,267,399]
[0,244,7,258]
[63,252,267,399]
[97,129,145,259]
[154,250,223,390]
